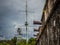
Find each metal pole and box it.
[25,22,28,45]
[25,0,28,45]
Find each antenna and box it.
[15,0,39,45]
[25,0,28,44]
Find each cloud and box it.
[0,37,6,40]
[0,0,46,39]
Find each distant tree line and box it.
[0,37,36,45]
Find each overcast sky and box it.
[0,0,45,40]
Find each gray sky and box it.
[0,0,45,40]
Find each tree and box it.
[17,39,26,45]
[28,38,36,45]
[11,37,17,45]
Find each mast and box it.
[25,0,28,44]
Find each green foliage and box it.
[16,37,36,45]
[28,38,36,45]
[11,37,17,43]
[0,37,36,45]
[0,43,3,45]
[0,42,10,45]
[17,39,26,45]
[11,37,17,45]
